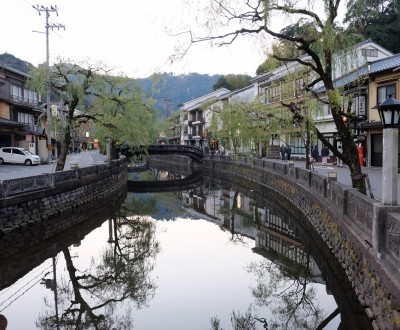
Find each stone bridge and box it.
[147,144,204,162]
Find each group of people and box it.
[311,145,330,165]
[279,144,292,161]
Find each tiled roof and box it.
[370,54,400,73]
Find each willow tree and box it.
[187,0,367,193]
[28,60,158,171]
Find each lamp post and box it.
[375,97,400,205]
[105,136,111,166]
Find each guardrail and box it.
[0,158,125,198]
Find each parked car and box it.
[0,147,41,166]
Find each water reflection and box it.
[35,206,160,330]
[0,168,372,329]
[145,170,371,329]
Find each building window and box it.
[361,48,378,57]
[267,83,280,103]
[11,85,22,101]
[378,84,396,103]
[24,89,38,104]
[18,112,34,126]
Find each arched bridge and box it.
[147,145,204,162]
[127,171,203,193]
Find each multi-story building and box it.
[0,64,48,161]
[364,53,400,166]
[178,88,231,146]
[252,40,393,160]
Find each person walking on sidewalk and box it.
[279,144,286,161]
[286,145,292,161]
[311,145,319,164]
[321,145,329,165]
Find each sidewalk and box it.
[277,159,387,201]
[0,150,107,180]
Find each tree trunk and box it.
[55,109,73,172]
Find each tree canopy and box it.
[213,74,252,91]
[186,0,368,193]
[28,60,158,170]
[344,0,400,53]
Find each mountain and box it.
[0,53,221,117]
[136,72,222,118]
[0,53,35,74]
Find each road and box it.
[0,150,107,180]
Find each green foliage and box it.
[344,0,400,53]
[28,60,158,169]
[213,74,252,91]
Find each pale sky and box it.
[0,0,268,78]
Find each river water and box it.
[0,169,372,330]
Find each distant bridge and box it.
[127,171,203,193]
[147,145,204,162]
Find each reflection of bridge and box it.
[127,171,203,193]
[147,145,204,162]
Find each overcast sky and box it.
[0,0,268,78]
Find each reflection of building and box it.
[254,209,324,283]
[182,181,324,283]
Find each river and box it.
[0,169,372,330]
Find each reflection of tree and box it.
[247,250,325,330]
[36,209,160,329]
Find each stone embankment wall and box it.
[0,158,127,260]
[203,155,400,330]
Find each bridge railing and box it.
[147,144,204,161]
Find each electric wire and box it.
[0,254,59,312]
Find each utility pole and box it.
[33,5,65,164]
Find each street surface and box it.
[0,150,107,180]
[0,151,394,202]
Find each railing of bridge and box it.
[147,144,203,160]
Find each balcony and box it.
[10,95,38,107]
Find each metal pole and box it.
[45,10,52,164]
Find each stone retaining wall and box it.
[203,155,400,330]
[0,158,128,260]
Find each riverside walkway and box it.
[0,151,393,203]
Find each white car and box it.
[0,147,41,166]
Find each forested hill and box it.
[0,53,221,118]
[0,53,35,74]
[137,72,222,118]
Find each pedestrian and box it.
[285,145,291,161]
[321,145,329,165]
[279,144,286,161]
[337,144,343,167]
[311,145,319,164]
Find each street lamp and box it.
[374,97,400,205]
[105,136,111,166]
